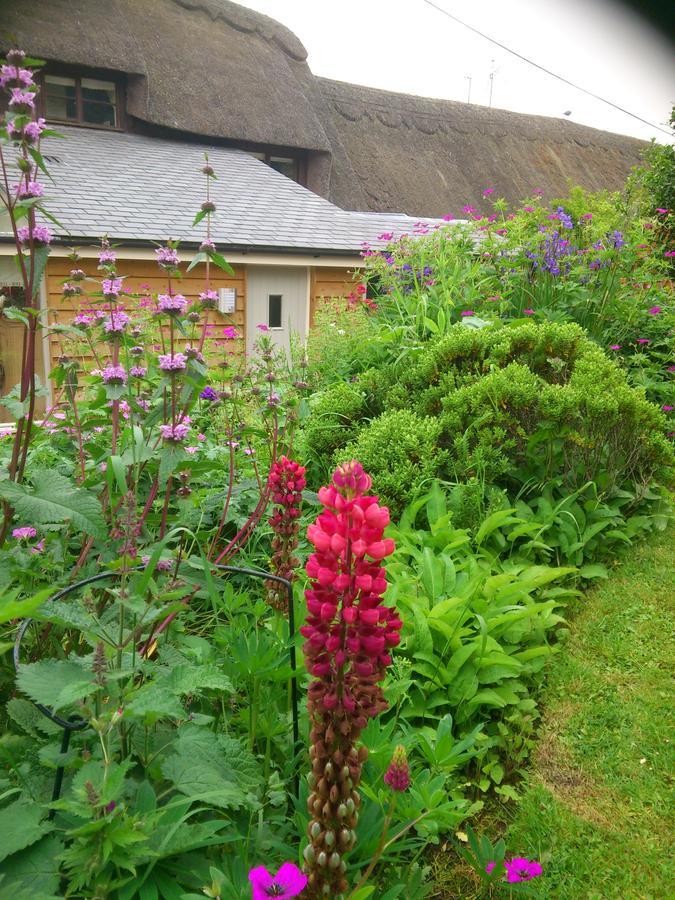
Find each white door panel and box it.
[246,266,308,354]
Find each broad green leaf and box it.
[0,834,62,895]
[0,800,53,862]
[578,563,609,579]
[0,469,106,538]
[208,250,235,275]
[17,658,95,711]
[0,587,52,624]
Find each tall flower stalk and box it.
[301,460,401,898]
[266,455,305,612]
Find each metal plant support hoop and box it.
[13,564,300,817]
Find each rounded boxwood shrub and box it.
[337,409,444,517]
[301,381,367,467]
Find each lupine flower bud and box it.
[384,745,410,792]
[266,456,306,612]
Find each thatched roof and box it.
[0,0,648,217]
[0,0,332,151]
[317,78,647,217]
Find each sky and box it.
[241,0,674,143]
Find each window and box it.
[249,150,301,184]
[268,294,283,329]
[41,74,121,128]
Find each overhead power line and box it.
[421,0,673,137]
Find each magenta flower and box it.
[648,306,661,315]
[609,344,621,350]
[384,745,410,792]
[102,364,127,385]
[662,405,673,412]
[158,352,188,372]
[157,293,188,315]
[462,204,476,215]
[523,308,535,315]
[461,310,475,317]
[223,326,240,340]
[377,231,394,240]
[636,338,650,344]
[656,208,670,214]
[256,323,270,332]
[485,862,497,875]
[504,857,543,883]
[482,187,494,197]
[12,526,37,540]
[17,224,51,245]
[73,313,94,328]
[665,250,675,258]
[248,863,307,900]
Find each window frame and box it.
[268,293,283,330]
[249,150,306,185]
[39,70,125,131]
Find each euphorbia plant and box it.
[301,460,402,898]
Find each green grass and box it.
[431,526,675,899]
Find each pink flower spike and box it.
[248,862,307,900]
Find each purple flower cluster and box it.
[14,180,44,199]
[199,386,218,401]
[103,310,130,333]
[102,277,123,298]
[102,364,127,385]
[99,246,116,265]
[16,224,51,245]
[129,365,147,378]
[159,422,190,442]
[0,62,34,89]
[7,117,46,144]
[158,352,187,372]
[155,246,179,268]
[199,289,218,306]
[157,293,188,315]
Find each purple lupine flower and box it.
[103,310,130,333]
[159,422,190,442]
[129,365,146,378]
[17,224,51,245]
[102,278,123,298]
[555,206,574,229]
[199,386,218,401]
[157,293,188,315]
[155,246,179,267]
[102,364,127,385]
[158,352,187,372]
[612,230,625,249]
[12,526,37,540]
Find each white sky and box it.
[242,0,674,143]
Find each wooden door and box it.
[246,266,309,354]
[0,318,47,421]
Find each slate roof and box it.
[1,127,449,254]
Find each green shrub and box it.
[338,409,444,517]
[301,381,367,468]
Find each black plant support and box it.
[13,564,300,816]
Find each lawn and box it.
[432,525,674,899]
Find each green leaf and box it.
[192,208,208,227]
[208,250,235,275]
[578,563,609,579]
[161,727,261,810]
[0,800,53,862]
[0,834,62,895]
[17,658,95,711]
[0,587,52,624]
[0,469,106,538]
[125,683,186,722]
[186,251,207,273]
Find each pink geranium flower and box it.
[504,857,543,883]
[248,863,307,899]
[12,526,37,540]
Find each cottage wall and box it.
[310,266,361,324]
